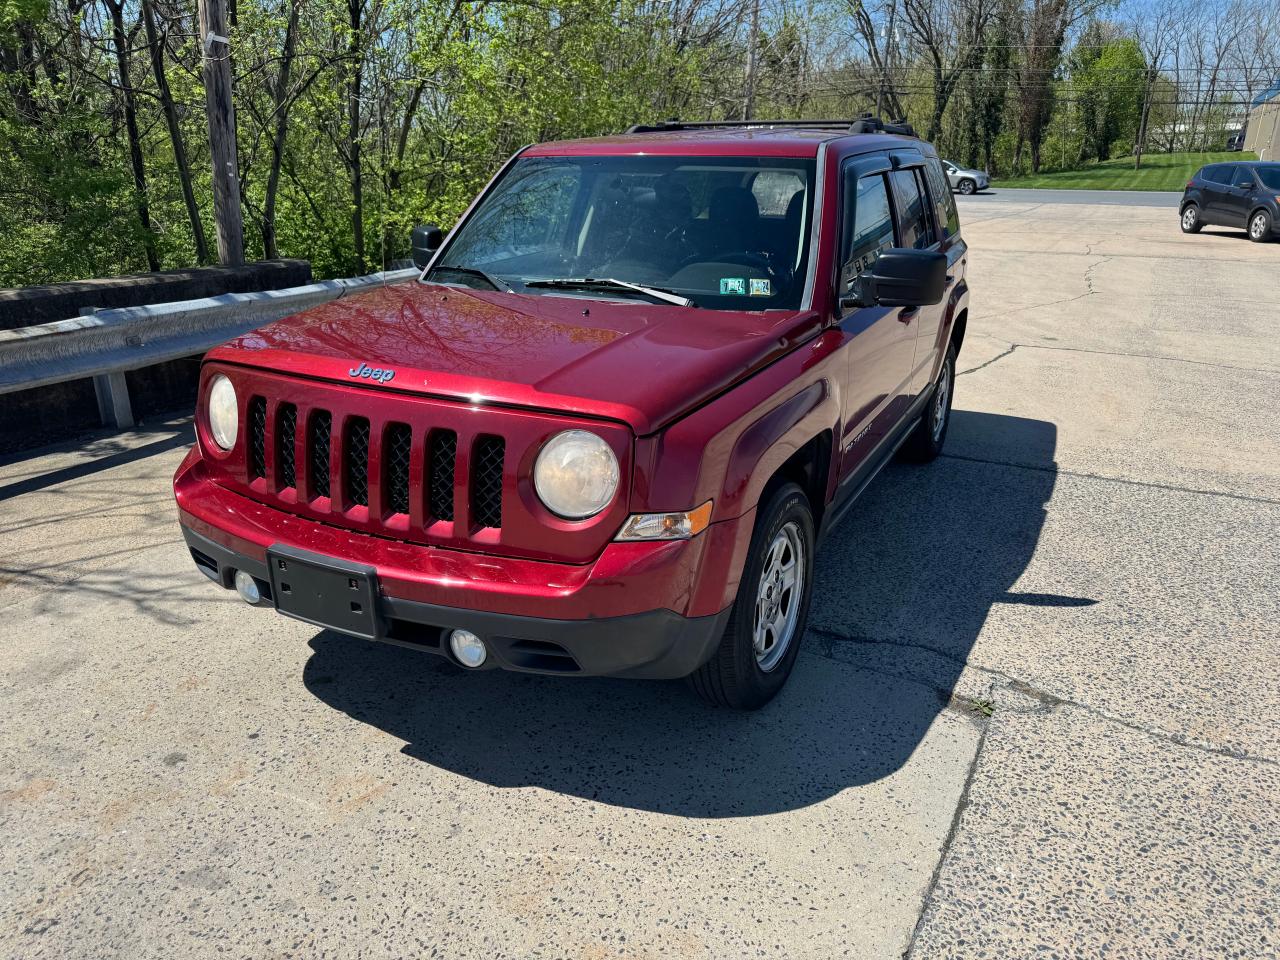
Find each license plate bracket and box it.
[266,545,382,640]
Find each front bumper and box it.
[175,449,747,678]
[183,526,730,678]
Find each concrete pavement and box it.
[961,187,1181,207]
[2,198,1278,958]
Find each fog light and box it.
[448,629,487,668]
[233,569,261,605]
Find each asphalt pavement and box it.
[2,197,1278,958]
[961,187,1181,207]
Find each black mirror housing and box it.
[410,223,444,268]
[862,249,948,307]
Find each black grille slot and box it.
[248,397,267,479]
[344,417,371,507]
[308,410,332,498]
[471,435,505,528]
[384,422,411,516]
[428,430,457,521]
[277,403,297,490]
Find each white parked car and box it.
[942,161,989,195]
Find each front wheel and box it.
[958,178,976,195]
[688,483,814,710]
[899,343,956,463]
[1180,204,1203,233]
[1248,210,1273,243]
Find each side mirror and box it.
[410,223,444,268]
[840,249,948,312]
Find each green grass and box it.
[992,151,1259,192]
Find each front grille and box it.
[277,403,297,489]
[244,401,511,533]
[248,397,267,479]
[428,430,457,521]
[344,417,371,507]
[308,411,332,498]
[471,436,505,528]
[384,422,411,515]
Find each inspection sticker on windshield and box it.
[719,277,746,295]
[749,278,772,297]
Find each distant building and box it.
[1244,81,1280,161]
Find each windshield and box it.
[1255,165,1280,190]
[426,154,816,310]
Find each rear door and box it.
[834,154,918,481]
[1200,166,1230,222]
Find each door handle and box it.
[897,307,918,324]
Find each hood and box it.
[208,280,821,435]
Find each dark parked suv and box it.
[1180,161,1280,242]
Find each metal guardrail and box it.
[0,266,419,427]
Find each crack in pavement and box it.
[809,628,1279,768]
[957,337,1280,377]
[939,451,1280,506]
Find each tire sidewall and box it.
[1249,211,1271,242]
[1181,204,1201,233]
[959,179,976,195]
[726,484,815,704]
[924,346,956,454]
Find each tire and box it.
[687,482,814,710]
[899,343,956,463]
[1180,204,1203,233]
[958,178,976,195]
[1248,210,1273,243]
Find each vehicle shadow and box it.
[303,410,1064,817]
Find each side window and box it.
[1233,167,1256,188]
[889,169,936,249]
[841,171,896,293]
[924,158,960,239]
[1203,166,1229,185]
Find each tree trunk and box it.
[106,0,159,272]
[1134,70,1155,171]
[142,0,210,264]
[262,0,300,260]
[199,0,245,265]
[346,0,366,275]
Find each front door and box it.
[835,156,918,483]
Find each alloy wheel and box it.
[753,521,805,672]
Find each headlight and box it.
[533,430,619,519]
[206,374,238,451]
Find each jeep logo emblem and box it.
[348,363,395,384]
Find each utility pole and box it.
[198,0,244,266]
[743,0,760,121]
[877,0,898,119]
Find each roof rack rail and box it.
[625,115,919,137]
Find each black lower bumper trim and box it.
[181,525,729,680]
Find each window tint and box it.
[1256,166,1280,190]
[924,158,960,239]
[889,169,936,249]
[1202,166,1230,184]
[841,172,895,293]
[1233,167,1256,188]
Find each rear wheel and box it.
[1180,204,1203,233]
[1248,210,1272,243]
[899,343,955,463]
[958,178,976,195]
[688,483,814,710]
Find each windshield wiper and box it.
[524,277,695,307]
[426,264,509,292]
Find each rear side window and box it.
[841,173,896,293]
[889,169,936,249]
[924,158,960,239]
[1201,166,1230,184]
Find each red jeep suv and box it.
[174,117,970,709]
